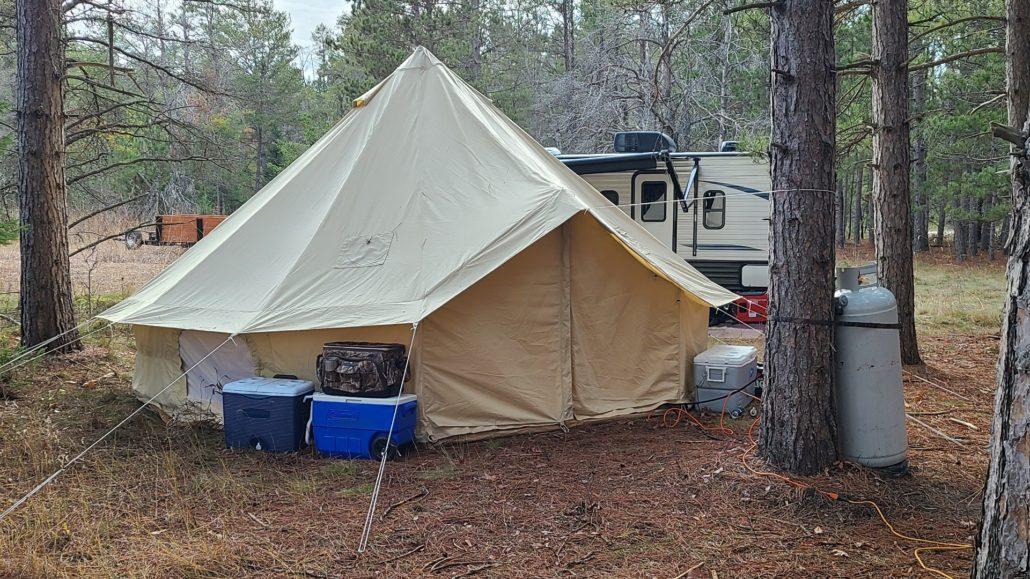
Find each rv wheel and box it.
[370,436,401,460]
[125,230,144,250]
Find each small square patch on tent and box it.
[335,232,394,268]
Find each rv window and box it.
[640,182,667,222]
[703,190,725,229]
[601,190,619,205]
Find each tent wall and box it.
[568,214,693,419]
[180,330,256,418]
[246,325,416,384]
[131,325,186,418]
[129,216,712,439]
[418,229,571,440]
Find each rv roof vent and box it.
[613,131,677,153]
[544,147,562,156]
[719,140,740,152]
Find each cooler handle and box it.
[304,394,314,446]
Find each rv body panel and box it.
[563,152,771,293]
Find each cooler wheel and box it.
[370,436,401,460]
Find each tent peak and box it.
[402,46,442,69]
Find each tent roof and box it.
[100,48,737,334]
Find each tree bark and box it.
[844,167,853,242]
[1004,0,1030,210]
[759,0,838,475]
[718,8,734,144]
[936,190,946,247]
[16,0,81,352]
[560,0,575,72]
[835,178,845,248]
[254,124,266,192]
[973,1,1030,570]
[969,195,980,257]
[911,64,930,252]
[973,112,1030,579]
[853,165,863,245]
[955,192,966,262]
[871,0,921,364]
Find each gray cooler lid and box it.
[223,377,314,397]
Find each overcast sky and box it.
[272,0,346,46]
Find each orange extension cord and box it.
[660,402,972,578]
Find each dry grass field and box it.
[0,214,184,322]
[0,241,1007,577]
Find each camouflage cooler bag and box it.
[316,342,410,398]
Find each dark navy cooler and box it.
[310,393,417,459]
[223,377,314,452]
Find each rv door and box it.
[632,172,675,248]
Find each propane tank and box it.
[833,264,908,471]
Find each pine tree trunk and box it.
[759,0,838,475]
[968,195,979,257]
[973,0,1030,569]
[936,193,946,247]
[911,65,929,252]
[254,124,266,192]
[866,190,874,244]
[16,0,81,352]
[871,0,921,364]
[853,166,863,245]
[835,178,845,248]
[561,0,575,72]
[955,192,966,262]
[973,119,1030,577]
[844,167,853,242]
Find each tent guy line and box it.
[0,317,110,374]
[0,334,238,525]
[358,321,420,553]
[0,320,114,378]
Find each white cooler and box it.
[693,345,759,415]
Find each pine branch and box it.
[990,123,1028,147]
[908,46,1003,71]
[910,15,1006,44]
[723,1,781,15]
[834,0,870,15]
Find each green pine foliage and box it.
[0,0,1011,260]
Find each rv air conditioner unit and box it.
[719,140,740,152]
[613,131,677,153]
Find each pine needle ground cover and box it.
[0,248,1004,577]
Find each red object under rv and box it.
[733,293,768,324]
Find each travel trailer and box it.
[558,132,771,319]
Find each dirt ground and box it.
[0,245,1005,578]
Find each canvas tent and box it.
[100,47,738,440]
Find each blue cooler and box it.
[223,377,314,452]
[310,393,417,459]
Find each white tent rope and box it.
[0,321,115,378]
[0,333,237,525]
[0,317,106,374]
[357,321,419,553]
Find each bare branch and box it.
[724,1,781,15]
[910,15,1006,44]
[68,156,221,185]
[991,122,1028,147]
[68,193,149,229]
[908,46,1004,72]
[70,222,156,258]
